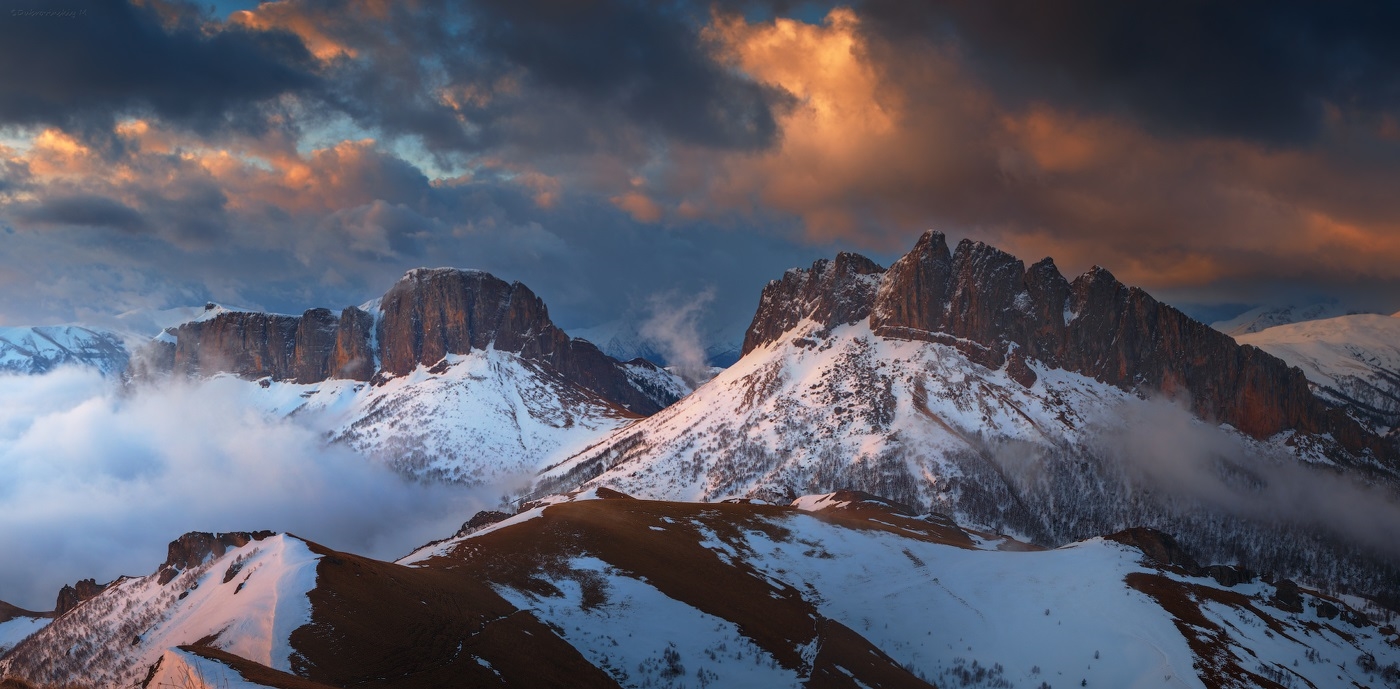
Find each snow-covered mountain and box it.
[0,326,128,376]
[1238,313,1400,436]
[4,492,1397,688]
[120,269,690,484]
[1211,301,1370,337]
[535,232,1400,597]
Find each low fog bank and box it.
[0,368,494,611]
[1088,397,1400,563]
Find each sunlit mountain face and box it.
[4,2,1400,687]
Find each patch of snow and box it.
[146,648,278,689]
[0,615,49,655]
[494,556,803,688]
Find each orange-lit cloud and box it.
[635,7,1400,296]
[611,191,663,223]
[231,2,357,61]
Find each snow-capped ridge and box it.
[0,325,129,376]
[0,533,320,687]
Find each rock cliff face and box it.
[745,230,1392,461]
[155,531,275,586]
[54,579,109,617]
[376,268,674,414]
[145,269,679,415]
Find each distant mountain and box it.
[570,318,745,369]
[1211,301,1371,337]
[1239,313,1400,436]
[536,231,1400,597]
[3,491,1396,688]
[123,269,689,485]
[0,326,128,376]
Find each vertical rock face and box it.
[54,579,108,617]
[332,306,375,381]
[143,268,681,415]
[742,252,885,355]
[172,313,301,380]
[376,269,518,375]
[745,230,1393,461]
[376,268,672,414]
[292,308,339,383]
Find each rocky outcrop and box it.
[376,268,673,414]
[155,531,275,586]
[742,252,885,354]
[171,312,299,380]
[745,230,1393,463]
[141,269,681,415]
[54,579,109,617]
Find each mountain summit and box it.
[540,231,1400,597]
[139,268,683,417]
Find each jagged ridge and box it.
[745,231,1391,464]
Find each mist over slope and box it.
[0,367,484,611]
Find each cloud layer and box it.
[0,368,482,610]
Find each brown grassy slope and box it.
[288,541,622,688]
[0,603,49,626]
[420,494,938,688]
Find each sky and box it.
[4,0,1400,341]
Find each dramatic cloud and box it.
[0,368,484,611]
[0,1,318,135]
[4,0,1400,339]
[857,0,1400,144]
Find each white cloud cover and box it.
[0,367,485,611]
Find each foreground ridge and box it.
[3,492,1397,688]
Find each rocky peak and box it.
[742,252,885,355]
[137,267,682,414]
[746,230,1393,463]
[54,578,109,617]
[376,268,674,414]
[155,531,275,586]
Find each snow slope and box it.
[414,494,1400,689]
[535,318,1400,599]
[0,534,319,688]
[1239,313,1400,434]
[0,615,48,656]
[540,318,1145,513]
[8,494,1399,688]
[0,326,128,375]
[203,348,641,485]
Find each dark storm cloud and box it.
[856,0,1400,143]
[15,194,146,232]
[468,0,785,150]
[256,0,786,158]
[0,0,317,133]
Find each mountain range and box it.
[3,232,1400,687]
